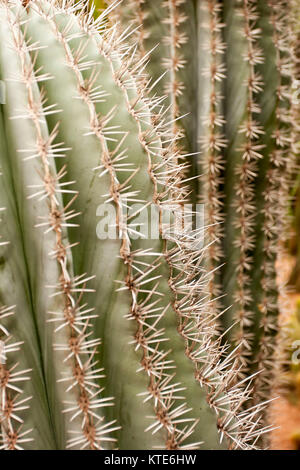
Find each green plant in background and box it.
[0,0,273,451]
[108,0,300,429]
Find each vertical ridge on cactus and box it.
[230,0,265,374]
[197,0,226,299]
[160,0,187,147]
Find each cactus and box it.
[1,0,299,451]
[0,0,274,451]
[109,0,299,423]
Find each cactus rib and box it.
[3,3,118,449]
[198,0,226,299]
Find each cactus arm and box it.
[105,0,296,445]
[288,1,300,290]
[230,0,265,370]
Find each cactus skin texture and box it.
[0,0,274,451]
[110,0,299,432]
